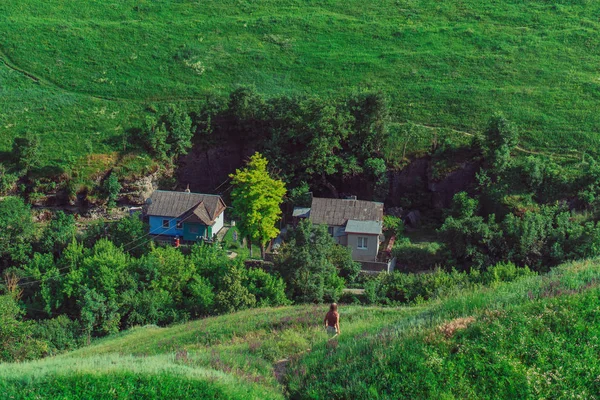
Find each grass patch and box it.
[1,0,600,178]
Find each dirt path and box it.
[399,122,582,161]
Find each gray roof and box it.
[292,207,311,218]
[309,197,383,226]
[146,190,226,225]
[345,219,382,235]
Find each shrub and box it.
[0,295,48,362]
[480,262,536,286]
[383,215,404,238]
[244,268,290,307]
[32,315,83,355]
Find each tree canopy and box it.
[229,152,286,258]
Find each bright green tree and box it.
[229,152,286,258]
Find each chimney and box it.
[184,184,190,193]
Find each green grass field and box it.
[3,258,600,399]
[1,0,600,172]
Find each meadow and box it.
[1,0,600,173]
[3,258,600,399]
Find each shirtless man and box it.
[324,303,340,337]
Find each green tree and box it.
[183,275,215,318]
[39,211,76,256]
[364,157,389,201]
[439,194,505,269]
[214,264,256,313]
[0,294,47,362]
[244,267,290,307]
[12,133,40,172]
[142,246,195,301]
[0,196,35,269]
[144,117,170,161]
[483,114,519,173]
[227,87,268,145]
[165,105,194,157]
[347,90,389,158]
[448,191,479,219]
[229,152,286,258]
[103,172,121,208]
[109,212,150,257]
[383,215,404,239]
[274,220,348,303]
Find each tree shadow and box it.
[102,127,146,155]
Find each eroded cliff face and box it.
[427,161,480,208]
[175,142,253,195]
[175,142,479,209]
[387,157,480,209]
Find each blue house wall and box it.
[149,215,185,237]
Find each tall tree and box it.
[483,114,519,173]
[229,152,286,258]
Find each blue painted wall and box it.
[149,216,184,237]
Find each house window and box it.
[176,220,183,229]
[328,226,334,236]
[357,236,368,249]
[162,219,170,228]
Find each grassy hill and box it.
[1,0,600,172]
[3,258,600,399]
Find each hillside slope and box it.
[1,0,600,167]
[2,259,600,399]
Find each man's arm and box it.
[336,314,340,334]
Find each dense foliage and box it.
[274,220,360,303]
[229,152,286,257]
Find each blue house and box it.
[146,190,226,242]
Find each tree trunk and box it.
[321,172,339,198]
[260,242,266,260]
[248,238,253,258]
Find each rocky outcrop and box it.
[120,173,159,205]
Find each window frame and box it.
[162,219,170,229]
[328,226,335,236]
[176,220,183,229]
[357,236,368,250]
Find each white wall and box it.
[212,210,225,235]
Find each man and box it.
[324,303,340,338]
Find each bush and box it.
[392,238,446,272]
[0,295,48,362]
[383,215,404,238]
[480,262,536,286]
[244,268,290,307]
[32,315,83,356]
